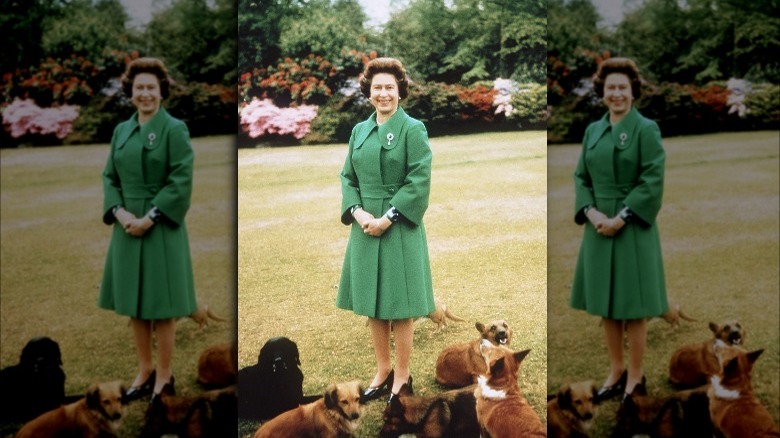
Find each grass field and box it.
[548,130,780,436]
[0,136,236,437]
[237,131,548,437]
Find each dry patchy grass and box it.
[0,136,236,437]
[547,131,780,437]
[237,131,548,437]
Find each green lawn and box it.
[0,136,236,438]
[237,131,548,437]
[547,130,780,437]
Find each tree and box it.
[238,0,303,73]
[146,0,236,85]
[1,0,67,69]
[279,0,369,61]
[41,0,130,61]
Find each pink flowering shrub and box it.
[2,98,80,139]
[239,98,318,140]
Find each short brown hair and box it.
[121,57,171,99]
[359,57,409,100]
[593,57,642,99]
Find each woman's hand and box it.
[596,216,626,237]
[353,208,375,228]
[363,217,392,237]
[124,216,154,237]
[114,207,136,228]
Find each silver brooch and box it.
[148,133,156,146]
[619,132,627,146]
[386,133,394,146]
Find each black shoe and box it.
[387,375,413,404]
[621,375,647,404]
[594,370,626,403]
[125,370,155,402]
[361,370,393,403]
[149,376,175,405]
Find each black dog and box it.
[0,337,68,423]
[238,337,319,421]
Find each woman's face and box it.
[132,73,162,118]
[369,73,400,119]
[602,73,633,117]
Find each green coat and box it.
[570,107,668,319]
[337,107,436,320]
[99,108,198,320]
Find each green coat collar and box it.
[354,106,409,150]
[116,107,172,150]
[587,106,641,150]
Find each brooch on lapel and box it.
[619,132,627,146]
[148,133,156,146]
[386,133,394,146]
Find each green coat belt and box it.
[99,108,198,320]
[337,107,436,319]
[570,107,668,319]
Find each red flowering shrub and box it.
[239,50,375,107]
[458,85,496,122]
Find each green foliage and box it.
[238,0,303,73]
[1,0,66,68]
[743,83,780,127]
[384,0,546,84]
[147,0,236,85]
[509,83,548,128]
[279,0,368,61]
[548,81,780,143]
[301,93,373,145]
[41,0,130,62]
[615,0,780,84]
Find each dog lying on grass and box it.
[474,340,544,437]
[669,320,746,388]
[435,320,512,388]
[612,387,712,438]
[0,336,70,424]
[380,383,479,437]
[708,344,779,438]
[253,380,362,438]
[14,381,126,438]
[547,381,598,438]
[141,384,236,438]
[197,341,237,388]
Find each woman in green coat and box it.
[337,57,435,403]
[571,57,668,403]
[99,57,197,401]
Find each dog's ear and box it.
[120,385,128,405]
[86,384,101,410]
[475,321,486,333]
[746,349,764,365]
[489,356,506,375]
[722,355,740,378]
[557,385,572,409]
[514,349,531,364]
[708,322,719,334]
[590,383,600,405]
[398,383,413,397]
[324,384,339,409]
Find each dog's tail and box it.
[443,305,466,323]
[678,308,697,322]
[204,306,227,322]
